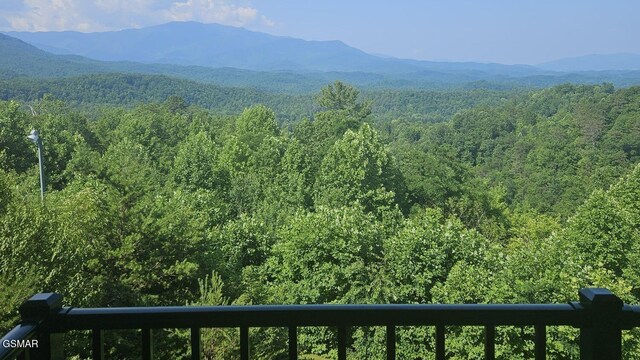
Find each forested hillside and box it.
[4,31,640,93]
[0,73,526,125]
[1,82,639,359]
[385,83,640,218]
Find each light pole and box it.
[27,130,45,201]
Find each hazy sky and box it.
[1,0,638,64]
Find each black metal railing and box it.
[2,288,640,359]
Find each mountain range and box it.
[537,53,640,72]
[6,21,546,75]
[2,21,640,93]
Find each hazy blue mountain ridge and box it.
[0,33,108,78]
[3,24,640,93]
[7,22,406,72]
[0,33,383,92]
[10,21,639,77]
[6,21,550,75]
[0,32,542,91]
[538,53,640,71]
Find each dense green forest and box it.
[1,81,640,359]
[0,73,525,125]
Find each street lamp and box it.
[27,130,45,201]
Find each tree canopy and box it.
[0,82,639,358]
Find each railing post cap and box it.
[19,293,63,320]
[579,288,622,308]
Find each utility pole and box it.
[27,130,45,201]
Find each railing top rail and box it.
[622,305,640,329]
[3,289,639,360]
[55,303,581,330]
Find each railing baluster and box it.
[92,328,104,360]
[190,327,201,360]
[240,326,249,360]
[435,325,445,360]
[535,325,546,360]
[17,349,30,360]
[288,326,297,360]
[386,325,396,360]
[484,325,495,360]
[337,326,347,360]
[142,328,153,360]
[49,333,65,360]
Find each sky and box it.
[0,0,638,65]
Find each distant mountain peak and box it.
[538,53,640,72]
[5,22,380,72]
[2,23,549,75]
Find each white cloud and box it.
[0,0,270,32]
[260,15,275,28]
[164,0,257,26]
